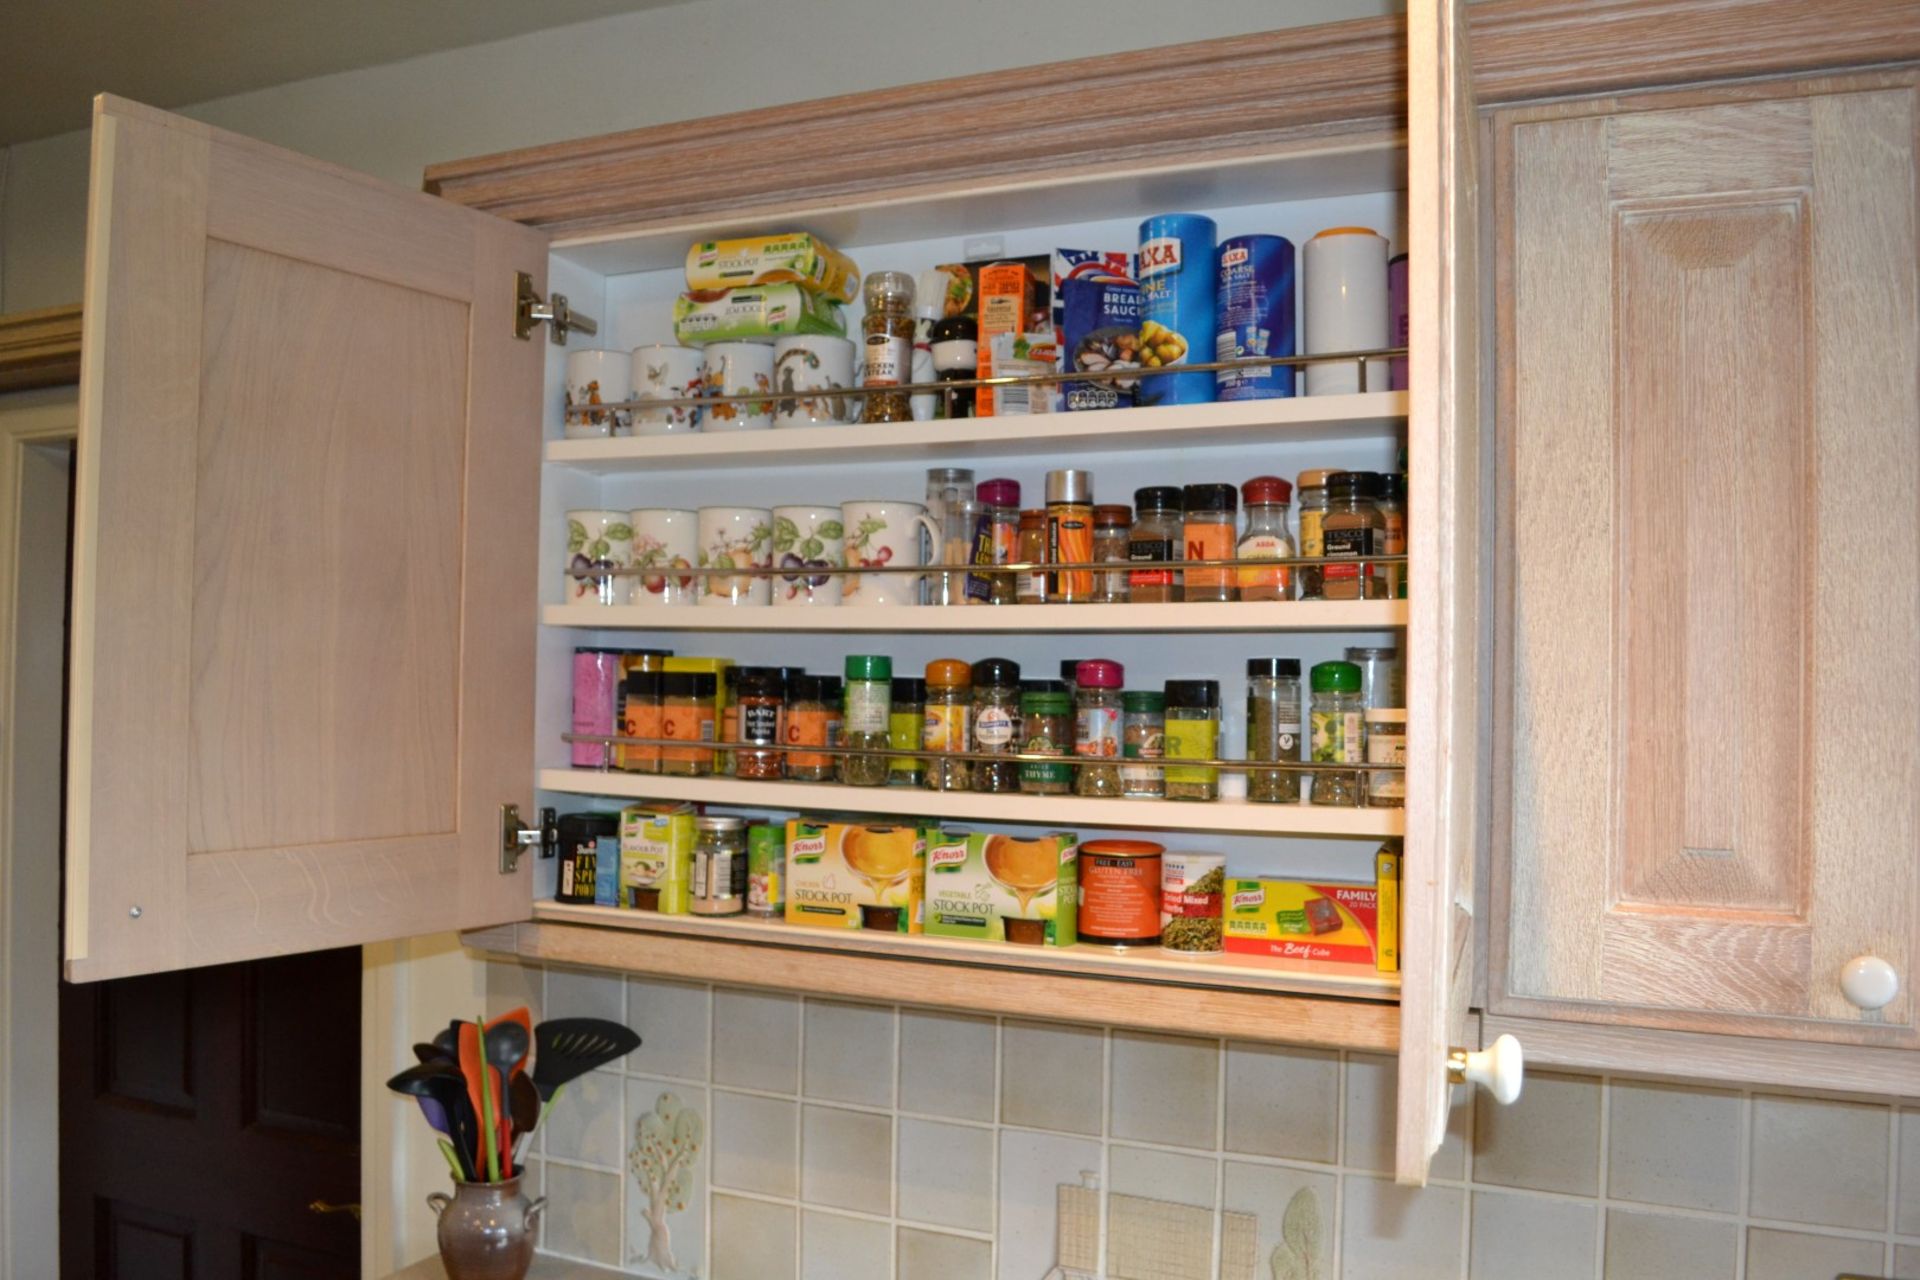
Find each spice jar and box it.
[1365,707,1407,808]
[691,815,748,917]
[1180,483,1238,603]
[1073,659,1125,797]
[923,659,973,791]
[839,655,893,786]
[1377,471,1407,600]
[1345,645,1404,710]
[967,478,1021,605]
[660,672,718,776]
[617,670,664,774]
[1164,679,1221,801]
[888,676,926,787]
[859,271,915,423]
[785,674,843,782]
[733,667,786,780]
[1309,660,1365,806]
[1236,476,1295,601]
[1161,852,1226,953]
[1127,486,1183,603]
[1092,505,1132,604]
[1294,468,1338,599]
[1046,469,1095,603]
[1246,657,1303,803]
[1121,690,1167,799]
[1015,509,1049,605]
[746,822,784,918]
[1018,682,1074,795]
[930,310,979,418]
[970,657,1023,792]
[1321,471,1385,600]
[925,468,976,606]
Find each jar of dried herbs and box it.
[838,655,893,786]
[1160,853,1225,953]
[1246,657,1303,803]
[1309,660,1364,805]
[1121,690,1166,798]
[1365,707,1407,807]
[1018,683,1073,795]
[859,271,915,424]
[1163,679,1221,801]
[888,676,926,787]
[1072,659,1125,797]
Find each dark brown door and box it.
[58,947,363,1279]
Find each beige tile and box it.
[541,1067,623,1168]
[1221,1162,1336,1280]
[712,1193,797,1280]
[1343,1053,1469,1178]
[998,1128,1103,1280]
[801,1209,890,1280]
[1896,1243,1920,1279]
[542,1162,622,1266]
[1000,1019,1103,1136]
[1472,1070,1602,1196]
[801,1103,892,1214]
[1744,1226,1885,1280]
[1605,1079,1743,1212]
[1469,1190,1598,1280]
[1602,1209,1736,1280]
[546,965,624,1024]
[899,1010,996,1123]
[711,1089,797,1198]
[1749,1094,1891,1231]
[1222,1042,1338,1164]
[898,1226,991,1280]
[1339,1175,1466,1280]
[1110,1030,1219,1150]
[1902,1109,1920,1236]
[712,988,800,1093]
[897,1117,994,1232]
[625,977,709,1082]
[803,999,896,1108]
[485,959,543,1022]
[1109,1144,1218,1209]
[622,1080,707,1278]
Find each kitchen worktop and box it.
[386,1257,626,1280]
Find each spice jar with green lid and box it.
[970,657,1023,792]
[1121,690,1166,798]
[1246,657,1303,803]
[1309,660,1365,806]
[1163,679,1221,801]
[1018,682,1074,795]
[838,655,893,786]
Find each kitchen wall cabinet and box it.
[1488,72,1920,1054]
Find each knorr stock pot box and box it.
[784,819,926,933]
[922,829,1078,947]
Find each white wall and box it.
[0,0,1394,312]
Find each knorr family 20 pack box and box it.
[1223,847,1399,971]
[784,819,926,933]
[922,829,1079,947]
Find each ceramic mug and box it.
[630,344,705,435]
[840,500,941,606]
[771,505,847,607]
[564,349,632,438]
[565,509,634,605]
[627,508,699,607]
[772,335,857,427]
[702,341,775,431]
[696,506,774,606]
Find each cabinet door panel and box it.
[67,97,545,982]
[1495,81,1919,1045]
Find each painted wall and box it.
[0,0,1394,312]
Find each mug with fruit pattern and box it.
[839,500,939,607]
[627,508,698,607]
[565,509,634,604]
[770,505,846,607]
[696,506,774,606]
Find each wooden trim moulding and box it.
[0,305,83,393]
[462,921,1401,1052]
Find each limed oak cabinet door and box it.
[1491,75,1920,1047]
[66,98,547,981]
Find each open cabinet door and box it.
[1397,0,1493,1182]
[66,97,545,982]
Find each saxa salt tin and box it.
[1135,214,1217,406]
[1215,234,1296,401]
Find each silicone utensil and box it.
[530,1018,641,1100]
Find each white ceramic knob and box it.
[1448,1034,1524,1105]
[1841,955,1899,1011]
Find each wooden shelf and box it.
[537,769,1404,838]
[545,392,1407,473]
[543,599,1408,633]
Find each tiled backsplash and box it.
[485,960,1920,1280]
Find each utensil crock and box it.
[427,1173,545,1280]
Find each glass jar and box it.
[923,659,973,791]
[1309,660,1365,806]
[617,670,663,774]
[1365,707,1407,808]
[1127,486,1183,604]
[1294,467,1338,600]
[887,676,926,787]
[1246,657,1303,803]
[1321,471,1385,600]
[1072,660,1125,796]
[1121,690,1166,799]
[1092,505,1132,604]
[1018,683,1074,795]
[924,468,976,605]
[1180,483,1238,603]
[970,657,1023,792]
[660,671,718,776]
[839,655,893,786]
[1163,679,1221,801]
[691,815,748,917]
[733,666,786,781]
[1046,469,1095,604]
[1345,645,1404,711]
[930,311,979,418]
[859,271,915,423]
[969,478,1021,605]
[785,674,843,783]
[1015,509,1048,605]
[1236,475,1295,602]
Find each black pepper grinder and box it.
[930,312,979,418]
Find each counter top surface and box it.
[386,1256,626,1280]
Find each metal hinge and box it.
[514,271,599,345]
[500,803,557,874]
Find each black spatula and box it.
[531,1018,641,1101]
